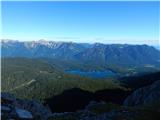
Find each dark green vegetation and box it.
[120,71,160,89]
[2,57,125,101]
[45,88,131,112]
[47,102,160,120]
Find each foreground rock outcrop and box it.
[124,80,160,107]
[1,92,52,119]
[2,79,160,120]
[47,80,160,120]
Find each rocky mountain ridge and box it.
[2,40,160,69]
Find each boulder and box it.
[15,107,33,119]
[16,99,52,119]
[1,92,52,119]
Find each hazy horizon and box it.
[1,38,159,46]
[1,1,159,45]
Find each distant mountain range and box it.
[1,39,88,59]
[1,39,160,73]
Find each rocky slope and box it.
[1,92,52,120]
[124,80,160,107]
[2,92,160,120]
[2,79,160,120]
[47,79,160,120]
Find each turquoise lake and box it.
[65,70,117,78]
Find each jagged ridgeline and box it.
[2,40,160,74]
[1,57,124,101]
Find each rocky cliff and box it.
[124,80,160,107]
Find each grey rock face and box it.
[16,99,52,119]
[124,80,160,106]
[1,92,52,119]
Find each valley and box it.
[2,57,124,101]
[1,1,160,119]
[1,40,160,120]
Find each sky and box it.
[1,1,160,45]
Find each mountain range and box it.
[2,39,160,74]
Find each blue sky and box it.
[1,1,159,44]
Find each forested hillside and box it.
[1,57,125,100]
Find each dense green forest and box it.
[2,57,126,101]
